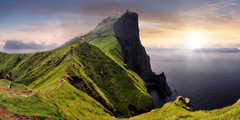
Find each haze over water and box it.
[147,48,240,110]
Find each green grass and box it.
[40,81,115,120]
[89,34,147,95]
[10,83,29,91]
[0,41,152,119]
[0,117,8,120]
[0,52,29,76]
[129,98,240,120]
[67,43,152,117]
[0,92,63,119]
[0,79,29,90]
[0,79,11,89]
[90,34,123,63]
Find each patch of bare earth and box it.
[0,88,52,119]
[0,107,51,120]
[0,88,34,97]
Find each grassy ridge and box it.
[11,47,70,86]
[0,52,29,76]
[0,40,152,119]
[67,43,151,116]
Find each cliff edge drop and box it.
[114,11,172,97]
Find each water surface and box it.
[147,48,240,110]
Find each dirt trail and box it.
[0,107,51,120]
[0,88,35,97]
[0,88,52,119]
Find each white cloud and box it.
[0,40,5,49]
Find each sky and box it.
[1,0,240,51]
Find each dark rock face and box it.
[0,72,4,79]
[114,11,171,97]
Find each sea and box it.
[146,48,240,110]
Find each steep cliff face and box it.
[114,11,171,97]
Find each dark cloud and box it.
[1,0,239,29]
[1,0,240,22]
[3,40,56,51]
[0,0,210,22]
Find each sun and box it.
[187,31,206,49]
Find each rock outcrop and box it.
[176,96,193,110]
[0,73,4,79]
[114,11,171,97]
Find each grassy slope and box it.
[0,79,10,89]
[65,18,152,117]
[67,43,151,116]
[0,46,113,119]
[0,52,29,76]
[0,93,62,119]
[0,45,116,119]
[0,79,28,90]
[0,34,151,119]
[129,99,240,120]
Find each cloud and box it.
[3,40,56,51]
[0,14,101,49]
[206,0,238,11]
[0,0,208,24]
[1,0,240,49]
[1,0,240,25]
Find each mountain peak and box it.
[96,16,118,28]
[114,11,172,97]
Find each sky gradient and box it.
[1,0,240,50]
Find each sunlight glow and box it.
[187,31,206,49]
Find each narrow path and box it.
[0,88,35,97]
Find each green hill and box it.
[0,14,152,119]
[0,11,240,120]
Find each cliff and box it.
[114,11,171,97]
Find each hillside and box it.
[0,11,240,120]
[0,11,154,119]
[0,43,152,119]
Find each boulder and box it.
[176,96,193,109]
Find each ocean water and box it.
[146,48,240,110]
